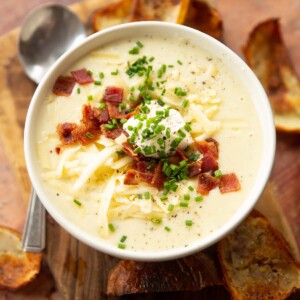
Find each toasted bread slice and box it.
[218,211,300,300]
[92,0,134,32]
[130,0,191,23]
[244,19,300,133]
[183,0,223,40]
[0,226,42,290]
[107,252,222,296]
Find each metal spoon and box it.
[18,4,86,252]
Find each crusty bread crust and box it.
[218,210,300,300]
[0,226,42,290]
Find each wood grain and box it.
[0,0,299,299]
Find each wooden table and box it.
[0,0,299,299]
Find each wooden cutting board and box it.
[0,0,299,299]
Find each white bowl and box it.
[24,21,275,261]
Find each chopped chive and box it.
[129,47,139,54]
[151,217,162,224]
[118,243,126,249]
[118,103,126,112]
[116,150,125,156]
[94,80,101,86]
[188,186,194,191]
[111,69,119,75]
[149,56,155,62]
[108,223,115,232]
[137,41,143,48]
[134,147,141,154]
[99,102,106,109]
[168,65,174,68]
[77,87,81,94]
[99,72,104,79]
[86,132,94,139]
[87,95,93,101]
[185,220,193,226]
[160,195,168,201]
[214,169,223,178]
[180,202,188,207]
[164,226,171,232]
[168,204,174,211]
[120,118,127,124]
[73,199,81,206]
[87,69,93,76]
[137,193,143,199]
[184,194,190,201]
[177,60,183,65]
[120,235,127,243]
[105,124,115,130]
[157,99,165,106]
[174,87,187,97]
[184,123,192,132]
[195,195,203,202]
[181,99,189,108]
[157,64,167,78]
[144,192,150,199]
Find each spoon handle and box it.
[22,189,46,252]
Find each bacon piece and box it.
[219,173,241,194]
[57,123,78,145]
[197,173,219,195]
[104,86,123,103]
[200,154,219,173]
[124,170,139,185]
[196,138,219,159]
[52,76,76,96]
[71,68,94,84]
[55,147,61,155]
[100,125,124,140]
[151,161,166,189]
[82,105,109,130]
[188,161,203,178]
[71,126,100,145]
[134,161,154,183]
[122,142,139,160]
[175,149,189,161]
[107,103,126,119]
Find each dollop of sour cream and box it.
[123,102,193,158]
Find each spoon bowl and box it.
[18,4,86,84]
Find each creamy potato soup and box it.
[36,35,263,252]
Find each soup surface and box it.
[36,35,263,252]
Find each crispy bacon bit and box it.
[100,125,124,140]
[219,173,241,194]
[71,68,94,84]
[124,169,139,185]
[200,154,219,173]
[197,174,219,195]
[55,147,61,155]
[196,138,219,159]
[107,103,126,119]
[52,76,76,96]
[122,142,139,160]
[151,161,166,189]
[82,105,109,130]
[104,86,123,103]
[134,161,154,183]
[188,161,203,178]
[57,123,78,145]
[176,149,188,161]
[72,127,99,145]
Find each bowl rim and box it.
[24,21,276,261]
